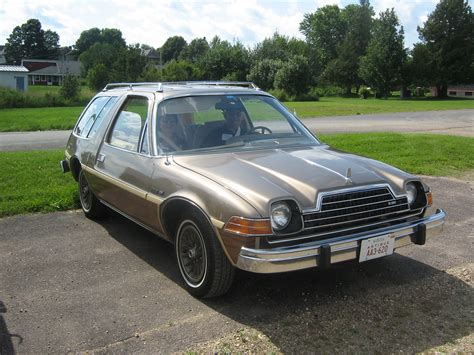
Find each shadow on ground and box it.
[0,301,21,355]
[99,209,473,353]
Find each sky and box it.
[0,0,441,50]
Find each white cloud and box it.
[0,0,437,49]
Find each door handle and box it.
[96,153,106,163]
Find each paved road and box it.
[0,109,472,151]
[0,176,472,353]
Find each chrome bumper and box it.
[236,209,446,274]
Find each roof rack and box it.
[102,81,259,92]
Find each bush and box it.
[60,75,80,100]
[0,87,91,109]
[268,88,289,101]
[87,63,109,91]
[311,86,346,97]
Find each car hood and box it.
[173,145,413,217]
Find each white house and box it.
[0,65,29,91]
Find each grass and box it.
[0,96,473,132]
[0,150,78,217]
[28,85,96,98]
[0,106,84,131]
[286,97,474,118]
[319,133,474,177]
[0,133,472,217]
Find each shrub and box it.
[60,75,80,100]
[359,87,371,99]
[87,63,109,91]
[268,88,289,101]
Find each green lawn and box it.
[0,96,473,132]
[0,150,78,217]
[0,133,472,217]
[286,97,474,118]
[0,106,83,131]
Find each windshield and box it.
[155,94,319,154]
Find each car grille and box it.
[302,186,418,236]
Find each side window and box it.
[108,96,148,152]
[75,96,111,137]
[87,97,117,138]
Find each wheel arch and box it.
[69,156,82,181]
[160,197,214,243]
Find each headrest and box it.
[215,96,244,111]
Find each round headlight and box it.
[271,202,291,231]
[406,182,418,206]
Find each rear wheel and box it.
[175,210,235,298]
[78,169,106,219]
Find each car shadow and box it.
[0,301,22,355]
[99,212,473,353]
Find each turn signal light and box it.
[223,216,272,235]
[426,192,433,207]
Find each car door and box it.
[92,93,159,229]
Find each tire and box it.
[175,210,235,298]
[78,169,106,219]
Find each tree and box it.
[160,36,187,64]
[162,60,201,81]
[300,5,346,68]
[180,37,209,63]
[87,63,109,91]
[60,75,80,100]
[199,37,250,80]
[359,9,406,98]
[79,43,118,74]
[110,45,148,82]
[74,28,126,57]
[247,59,283,90]
[4,19,60,63]
[274,55,311,96]
[74,28,101,56]
[251,32,308,62]
[417,0,473,97]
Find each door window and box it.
[108,96,148,152]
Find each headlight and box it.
[271,202,291,231]
[406,182,418,206]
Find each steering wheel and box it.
[249,126,272,135]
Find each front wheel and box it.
[78,169,106,219]
[175,211,235,298]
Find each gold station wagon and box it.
[61,81,446,298]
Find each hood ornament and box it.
[345,167,353,184]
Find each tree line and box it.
[4,0,473,99]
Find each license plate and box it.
[359,234,395,262]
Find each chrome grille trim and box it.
[268,210,423,244]
[322,192,392,206]
[303,205,411,230]
[304,201,408,222]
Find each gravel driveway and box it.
[0,176,472,353]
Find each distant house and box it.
[142,48,163,69]
[0,65,29,91]
[448,85,474,98]
[21,59,81,86]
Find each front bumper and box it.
[236,209,446,273]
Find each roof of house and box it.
[0,65,29,73]
[21,59,81,76]
[449,85,474,91]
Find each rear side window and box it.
[75,96,112,137]
[108,96,148,152]
[87,97,117,138]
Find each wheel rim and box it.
[79,171,92,212]
[176,222,207,288]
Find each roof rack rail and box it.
[102,81,259,92]
[102,82,163,92]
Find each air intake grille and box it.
[303,187,411,233]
